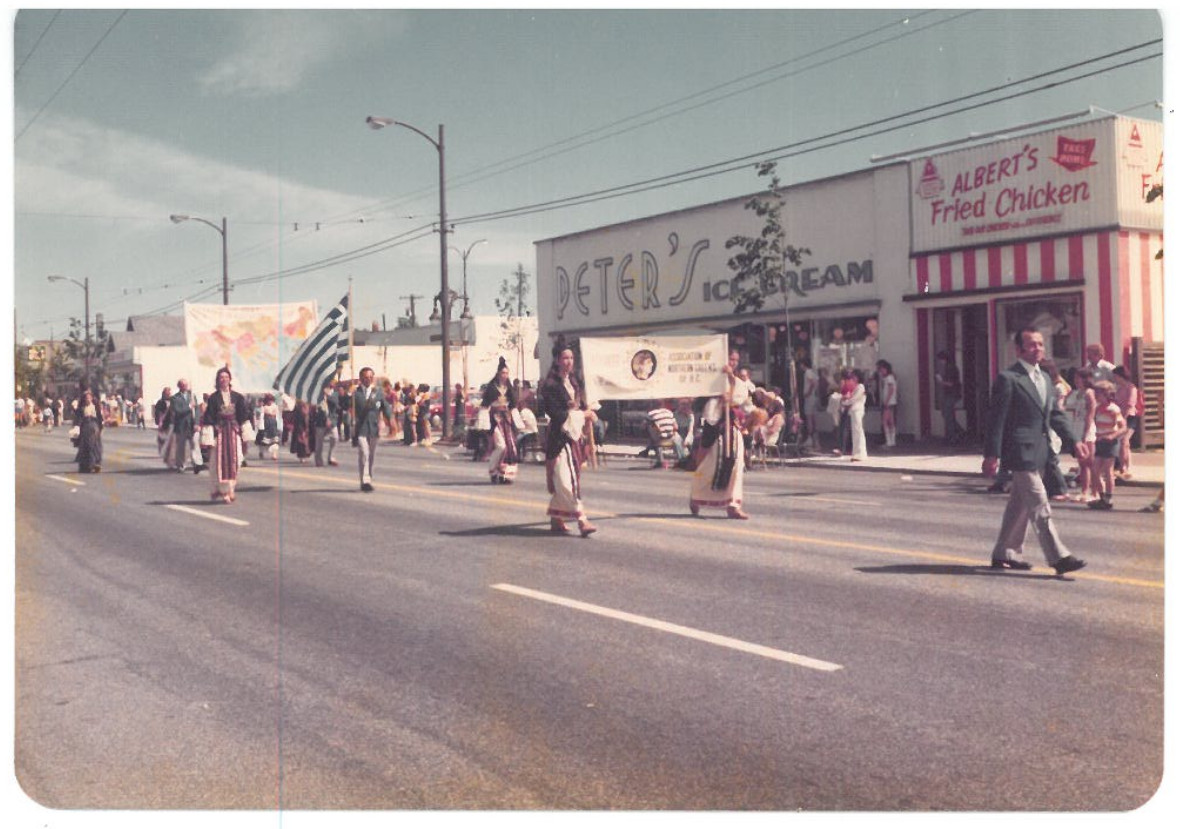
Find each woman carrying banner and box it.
[689,350,750,519]
[202,367,253,504]
[482,357,521,483]
[540,340,597,537]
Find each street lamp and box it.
[449,238,486,322]
[170,213,229,304]
[47,275,91,391]
[365,114,454,440]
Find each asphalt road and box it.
[13,426,1166,812]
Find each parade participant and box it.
[352,366,392,492]
[540,340,597,536]
[290,399,313,464]
[256,393,281,460]
[482,357,520,483]
[313,381,340,467]
[983,327,1090,575]
[153,386,171,456]
[162,378,197,472]
[401,382,418,446]
[689,350,750,519]
[201,367,252,504]
[74,389,103,473]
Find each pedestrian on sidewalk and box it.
[1111,366,1142,480]
[877,360,898,449]
[840,369,868,462]
[1088,380,1127,511]
[983,327,1089,575]
[936,350,964,445]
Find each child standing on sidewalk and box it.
[1089,380,1127,511]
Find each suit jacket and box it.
[352,385,391,439]
[983,362,1078,471]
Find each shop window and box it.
[995,294,1083,371]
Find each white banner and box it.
[184,301,319,393]
[581,334,728,402]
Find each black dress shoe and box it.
[1053,557,1087,576]
[990,558,1033,570]
[361,483,374,492]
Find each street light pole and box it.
[170,214,229,304]
[449,239,486,398]
[366,116,454,440]
[47,275,91,391]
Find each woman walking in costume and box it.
[689,350,750,519]
[482,357,521,483]
[202,367,252,503]
[74,388,104,473]
[540,340,597,537]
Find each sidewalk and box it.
[596,439,1166,488]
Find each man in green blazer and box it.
[352,366,392,492]
[983,327,1092,575]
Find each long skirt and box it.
[487,415,519,482]
[690,423,744,511]
[211,417,241,497]
[546,439,586,521]
[77,419,103,472]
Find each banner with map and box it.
[184,300,320,393]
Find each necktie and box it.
[1031,367,1046,404]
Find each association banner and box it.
[580,334,728,402]
[184,300,319,393]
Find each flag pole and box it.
[347,277,355,380]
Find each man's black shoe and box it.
[1053,557,1087,576]
[361,483,374,493]
[990,558,1033,571]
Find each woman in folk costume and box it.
[540,340,598,537]
[689,349,750,519]
[202,367,253,504]
[481,357,520,483]
[74,388,104,473]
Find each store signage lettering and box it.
[702,260,873,303]
[554,236,708,320]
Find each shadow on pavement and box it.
[439,522,575,538]
[855,563,1064,581]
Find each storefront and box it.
[905,116,1163,441]
[535,164,917,438]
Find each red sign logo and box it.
[1051,136,1097,172]
[916,158,944,198]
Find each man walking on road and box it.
[353,367,391,492]
[983,327,1091,575]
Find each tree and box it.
[496,264,532,381]
[58,315,110,391]
[725,161,810,313]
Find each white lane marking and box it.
[46,474,86,486]
[491,583,843,672]
[164,504,250,527]
[799,496,882,506]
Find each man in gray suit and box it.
[983,327,1091,575]
[352,366,392,492]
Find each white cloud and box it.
[197,10,405,98]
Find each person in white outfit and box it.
[876,360,898,449]
[842,369,869,461]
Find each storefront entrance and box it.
[930,305,989,444]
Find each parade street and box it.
[15,426,1164,812]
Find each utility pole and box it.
[400,294,424,327]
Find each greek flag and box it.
[273,294,349,402]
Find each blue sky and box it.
[8,7,1166,344]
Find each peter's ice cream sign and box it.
[910,117,1161,254]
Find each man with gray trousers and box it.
[983,327,1091,576]
[352,367,392,492]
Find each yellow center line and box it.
[246,464,1164,590]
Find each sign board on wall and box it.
[909,116,1162,254]
[536,169,892,338]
